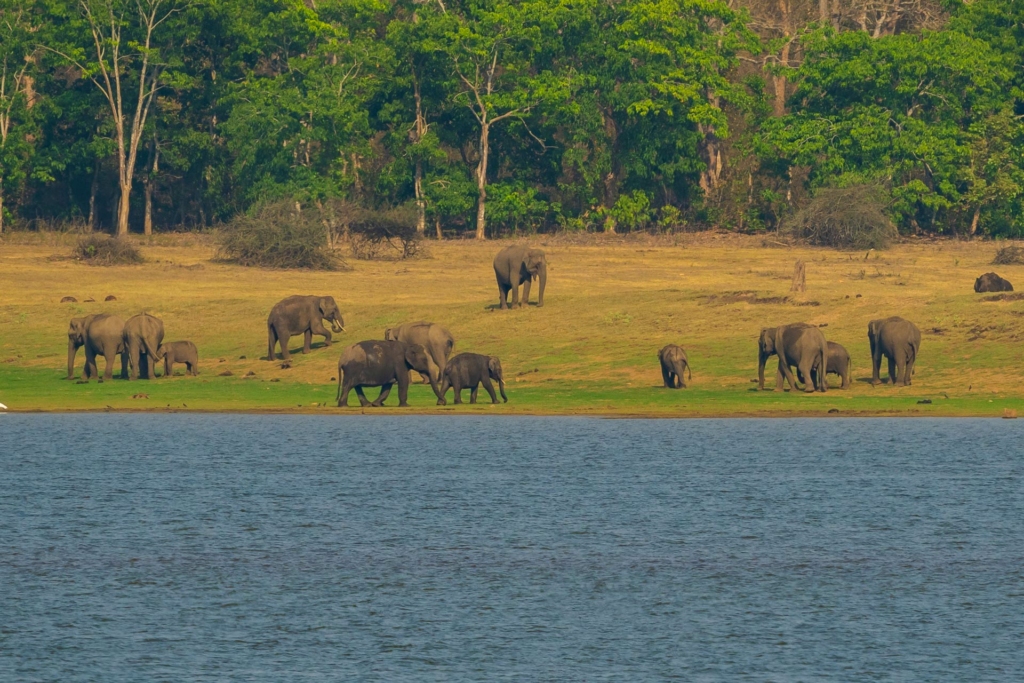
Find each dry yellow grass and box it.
[1,232,1023,415]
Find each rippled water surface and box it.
[1,415,1022,681]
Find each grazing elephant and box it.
[438,353,508,405]
[658,344,691,389]
[157,341,199,377]
[267,295,345,362]
[494,245,547,309]
[868,317,921,386]
[123,313,165,380]
[808,341,851,390]
[384,321,455,384]
[337,340,440,407]
[975,272,1013,293]
[67,313,127,381]
[758,323,828,392]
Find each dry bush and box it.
[992,245,1024,265]
[73,235,144,265]
[348,207,421,260]
[785,185,897,250]
[217,201,348,271]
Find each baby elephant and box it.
[808,341,851,389]
[438,353,508,405]
[658,344,691,388]
[158,341,199,377]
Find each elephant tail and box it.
[685,361,692,382]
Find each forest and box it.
[1,0,1022,239]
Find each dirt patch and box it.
[702,292,818,306]
[982,292,1024,302]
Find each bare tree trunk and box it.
[143,136,159,236]
[791,259,806,292]
[474,122,490,239]
[116,180,131,236]
[819,0,830,24]
[773,39,792,117]
[413,75,427,235]
[88,162,99,232]
[435,215,442,240]
[0,179,4,234]
[969,205,981,237]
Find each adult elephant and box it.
[123,313,165,380]
[384,321,454,384]
[658,344,691,389]
[758,323,828,392]
[336,340,440,407]
[267,295,345,362]
[67,313,127,382]
[868,317,921,386]
[493,245,547,309]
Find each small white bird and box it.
[0,402,7,410]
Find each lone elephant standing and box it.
[493,245,547,309]
[123,313,165,380]
[658,344,691,388]
[67,313,127,381]
[267,295,345,362]
[868,317,920,386]
[384,321,454,384]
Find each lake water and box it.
[1,416,1022,681]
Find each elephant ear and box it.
[384,327,394,341]
[318,297,330,316]
[488,356,502,379]
[405,343,427,367]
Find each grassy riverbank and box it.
[2,233,1023,416]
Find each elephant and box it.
[267,295,345,362]
[67,313,127,381]
[758,323,828,392]
[336,340,440,407]
[157,341,199,377]
[493,245,547,309]
[437,353,508,405]
[658,344,691,388]
[123,313,165,380]
[808,341,851,390]
[384,321,455,384]
[868,317,921,386]
[975,272,1013,293]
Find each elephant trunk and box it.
[330,316,345,333]
[427,370,443,402]
[536,262,546,307]
[67,339,79,380]
[497,373,508,402]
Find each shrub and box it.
[73,235,144,265]
[348,207,421,260]
[217,201,346,270]
[609,191,653,232]
[993,245,1024,265]
[786,184,897,249]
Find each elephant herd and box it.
[67,312,197,382]
[64,242,927,405]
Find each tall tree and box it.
[0,2,38,233]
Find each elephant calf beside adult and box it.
[384,321,454,384]
[438,353,508,405]
[123,313,165,380]
[758,323,829,393]
[336,340,440,407]
[267,295,345,362]
[67,313,127,382]
[868,317,920,386]
[493,245,547,309]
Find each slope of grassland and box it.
[1,232,1023,416]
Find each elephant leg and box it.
[522,277,532,306]
[279,333,291,361]
[164,357,171,377]
[481,377,498,403]
[146,351,157,379]
[675,362,687,388]
[397,375,410,407]
[310,321,331,348]
[303,329,313,354]
[905,351,916,386]
[895,354,908,387]
[103,349,117,381]
[120,352,128,379]
[798,360,815,393]
[268,326,277,361]
[338,377,355,407]
[661,365,673,388]
[887,356,897,385]
[510,274,521,308]
[498,283,510,309]
[469,384,480,404]
[354,385,373,407]
[373,383,393,407]
[452,379,463,404]
[83,347,96,381]
[437,376,450,406]
[127,342,140,380]
[774,361,787,392]
[870,350,883,385]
